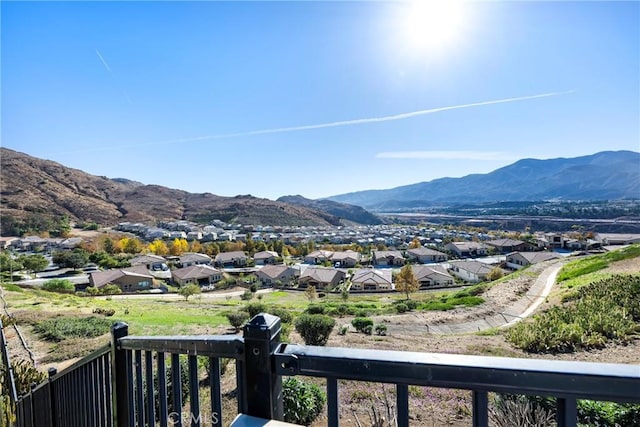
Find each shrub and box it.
[351,317,374,334]
[305,304,325,315]
[42,279,75,293]
[269,307,293,324]
[282,377,326,425]
[395,303,408,313]
[336,304,350,317]
[295,314,336,346]
[374,324,387,336]
[363,324,373,335]
[355,309,369,317]
[92,308,115,317]
[507,274,640,353]
[240,290,254,300]
[244,302,267,318]
[578,401,640,426]
[11,359,47,396]
[338,325,349,335]
[487,267,504,281]
[489,394,555,427]
[85,286,100,296]
[101,284,122,295]
[405,299,418,310]
[226,311,250,332]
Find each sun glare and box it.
[400,0,467,54]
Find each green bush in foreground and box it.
[507,274,640,353]
[578,400,640,426]
[282,377,326,426]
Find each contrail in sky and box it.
[161,90,575,145]
[50,90,573,154]
[95,49,112,73]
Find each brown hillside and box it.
[0,147,339,229]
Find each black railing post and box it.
[242,313,283,420]
[111,322,130,427]
[48,367,57,427]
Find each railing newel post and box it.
[242,313,283,420]
[111,322,130,427]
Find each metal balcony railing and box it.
[7,313,640,427]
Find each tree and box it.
[409,238,422,249]
[395,264,419,300]
[0,252,22,272]
[189,240,202,253]
[102,237,115,254]
[178,284,201,301]
[305,285,317,302]
[148,240,169,256]
[19,254,49,275]
[169,238,189,256]
[294,314,336,346]
[123,237,143,254]
[53,249,89,270]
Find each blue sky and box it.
[2,1,638,200]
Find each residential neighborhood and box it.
[2,217,638,296]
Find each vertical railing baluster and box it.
[327,377,339,426]
[48,368,57,427]
[135,350,144,426]
[189,355,201,427]
[209,357,222,427]
[80,365,88,426]
[396,384,409,427]
[146,351,156,424]
[158,352,168,427]
[472,391,489,427]
[235,357,247,414]
[557,397,577,427]
[94,356,105,427]
[89,361,96,426]
[171,353,183,427]
[73,368,80,425]
[62,371,68,426]
[103,353,113,427]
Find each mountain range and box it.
[327,151,640,210]
[1,148,638,233]
[0,148,365,229]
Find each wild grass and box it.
[33,316,113,342]
[557,244,640,283]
